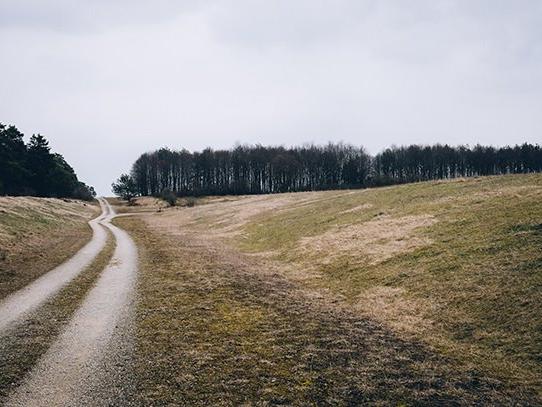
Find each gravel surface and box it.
[0,200,109,333]
[6,199,138,406]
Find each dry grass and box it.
[114,173,542,402]
[105,196,167,214]
[237,174,542,395]
[355,286,436,334]
[143,191,343,239]
[113,174,542,404]
[118,215,528,405]
[338,202,373,215]
[0,197,98,300]
[298,214,436,266]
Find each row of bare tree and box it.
[114,143,542,197]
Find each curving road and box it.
[4,198,139,406]
[0,199,110,333]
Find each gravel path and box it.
[6,199,139,406]
[0,199,109,333]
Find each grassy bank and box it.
[234,174,542,391]
[0,197,98,300]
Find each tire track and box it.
[0,235,115,401]
[6,199,138,406]
[0,200,109,333]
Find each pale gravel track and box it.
[0,199,109,333]
[6,198,139,406]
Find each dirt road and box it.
[4,199,138,406]
[0,199,110,333]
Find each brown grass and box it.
[298,214,437,266]
[104,196,167,214]
[0,197,98,300]
[116,199,541,405]
[106,173,542,403]
[355,286,436,334]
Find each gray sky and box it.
[1,0,541,195]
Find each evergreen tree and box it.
[112,174,138,200]
[0,122,95,200]
[0,124,28,195]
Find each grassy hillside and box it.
[237,174,542,380]
[116,173,542,403]
[0,197,98,299]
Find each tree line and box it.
[0,123,95,200]
[113,142,542,199]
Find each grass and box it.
[234,174,542,393]
[116,174,542,404]
[0,197,98,300]
[0,231,115,402]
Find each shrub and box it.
[161,189,177,207]
[185,197,197,207]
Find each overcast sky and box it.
[1,1,541,194]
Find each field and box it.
[114,173,542,404]
[0,176,540,404]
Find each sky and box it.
[1,0,541,195]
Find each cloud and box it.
[0,1,541,194]
[0,0,201,32]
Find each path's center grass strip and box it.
[0,231,115,402]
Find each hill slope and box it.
[116,173,542,404]
[0,197,98,299]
